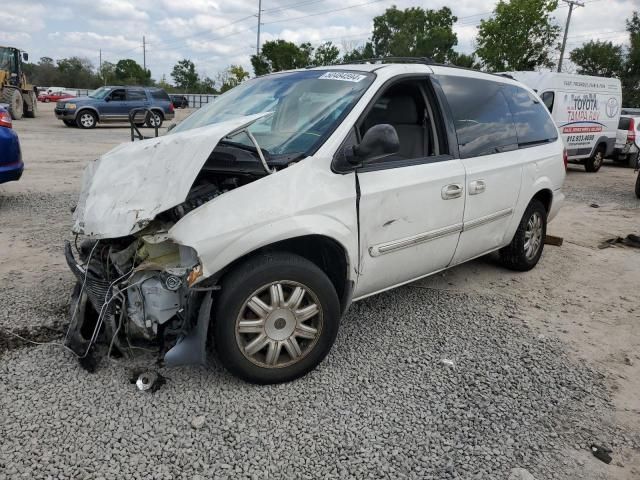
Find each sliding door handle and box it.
[441,183,463,200]
[469,180,486,195]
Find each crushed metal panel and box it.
[72,112,272,238]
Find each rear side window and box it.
[127,89,146,101]
[151,89,170,101]
[618,117,631,130]
[504,85,558,146]
[438,75,518,159]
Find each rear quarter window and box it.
[437,75,518,159]
[150,89,170,101]
[503,85,558,146]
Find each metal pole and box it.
[257,0,262,56]
[558,0,584,73]
[99,49,102,83]
[143,35,146,71]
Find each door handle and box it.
[441,183,463,200]
[469,180,486,195]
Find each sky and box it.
[0,0,636,84]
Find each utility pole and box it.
[99,49,105,85]
[143,35,146,71]
[558,0,584,72]
[256,0,262,56]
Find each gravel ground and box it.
[564,165,640,209]
[1,287,637,479]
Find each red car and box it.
[38,91,75,103]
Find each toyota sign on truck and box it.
[508,72,622,172]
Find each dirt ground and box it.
[2,103,639,478]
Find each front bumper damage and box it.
[63,235,214,370]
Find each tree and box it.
[623,11,640,107]
[57,57,98,88]
[569,41,624,77]
[342,42,375,63]
[371,6,458,63]
[476,0,560,71]
[199,76,217,94]
[449,52,481,69]
[100,61,116,85]
[115,59,151,85]
[250,40,314,75]
[313,42,340,66]
[171,59,199,91]
[216,65,249,93]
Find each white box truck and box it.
[507,72,622,172]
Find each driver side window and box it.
[357,79,444,163]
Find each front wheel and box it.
[213,253,340,384]
[635,172,640,199]
[628,152,639,169]
[499,199,547,271]
[76,110,97,129]
[585,147,604,172]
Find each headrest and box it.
[386,96,419,124]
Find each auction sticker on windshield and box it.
[319,71,368,82]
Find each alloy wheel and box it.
[79,112,95,128]
[235,281,323,368]
[524,211,543,260]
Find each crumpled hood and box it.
[73,113,269,238]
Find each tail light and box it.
[169,103,174,113]
[628,118,636,143]
[0,110,12,128]
[562,147,568,170]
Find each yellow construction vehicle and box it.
[0,46,37,119]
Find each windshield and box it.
[171,69,374,156]
[89,87,112,99]
[0,47,14,72]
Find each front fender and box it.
[168,158,358,282]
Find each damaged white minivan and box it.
[65,61,566,383]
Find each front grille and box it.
[64,241,114,314]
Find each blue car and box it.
[0,104,23,184]
[54,86,175,129]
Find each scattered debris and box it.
[440,358,455,368]
[130,370,166,392]
[624,354,633,366]
[191,415,206,430]
[508,467,535,480]
[590,203,600,208]
[544,234,564,246]
[598,234,640,249]
[590,444,612,464]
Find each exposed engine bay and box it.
[64,138,296,369]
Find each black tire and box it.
[146,110,163,128]
[76,110,97,129]
[213,252,340,384]
[23,92,36,118]
[635,172,640,199]
[1,88,23,119]
[499,199,547,271]
[628,151,639,169]
[62,120,76,127]
[585,146,604,172]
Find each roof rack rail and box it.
[335,56,435,66]
[497,73,516,80]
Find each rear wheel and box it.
[628,151,639,169]
[146,110,163,128]
[585,146,604,172]
[499,199,547,271]
[213,252,340,384]
[635,171,640,199]
[1,88,23,119]
[76,110,97,129]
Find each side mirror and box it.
[22,52,29,62]
[347,124,400,165]
[105,97,111,102]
